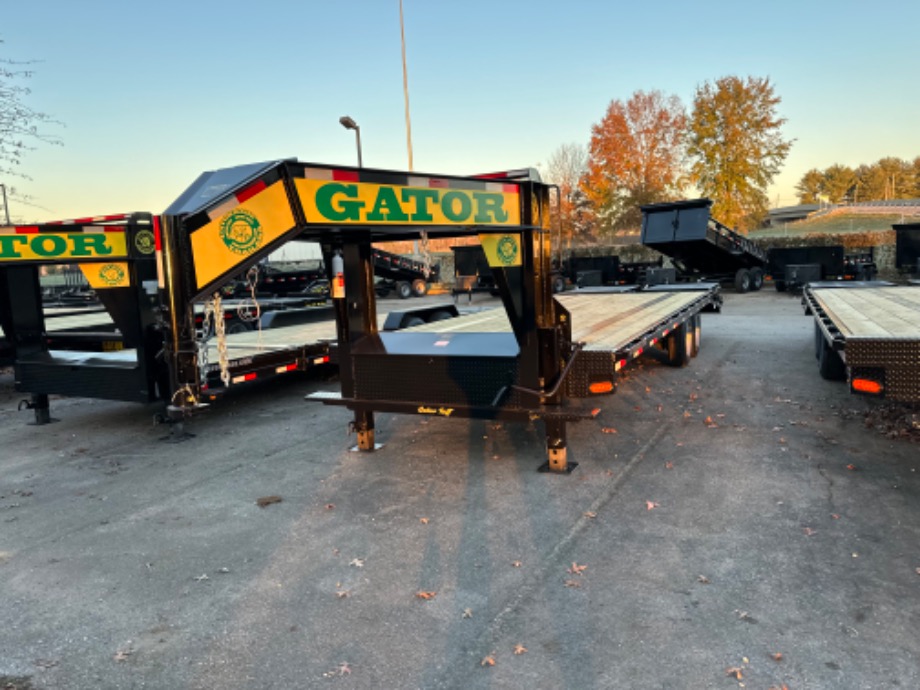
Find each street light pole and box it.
[339,116,363,168]
[0,184,10,225]
[399,0,414,171]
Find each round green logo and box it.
[219,210,263,255]
[134,229,156,255]
[98,263,126,286]
[496,235,519,266]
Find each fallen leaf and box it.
[113,649,132,662]
[779,437,786,443]
[416,591,437,600]
[831,513,841,520]
[194,574,209,582]
[511,560,523,567]
[665,461,674,470]
[915,567,920,576]
[683,410,692,418]
[846,464,857,471]
[513,644,527,655]
[568,562,587,575]
[689,392,698,401]
[336,590,350,598]
[349,558,364,568]
[601,427,618,434]
[420,517,430,524]
[697,575,711,584]
[645,386,651,393]
[771,652,784,662]
[324,503,335,510]
[656,404,663,412]
[803,527,816,536]
[583,511,597,519]
[563,579,581,588]
[725,666,743,680]
[646,500,659,511]
[462,608,473,618]
[256,495,282,508]
[481,655,496,667]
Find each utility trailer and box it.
[768,245,876,293]
[894,223,920,278]
[153,159,719,470]
[640,198,768,293]
[804,282,920,401]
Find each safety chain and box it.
[419,229,433,279]
[201,293,231,388]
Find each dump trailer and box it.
[804,282,920,401]
[372,246,440,298]
[641,198,768,292]
[150,159,719,471]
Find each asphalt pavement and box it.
[1,288,918,689]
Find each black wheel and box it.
[375,283,391,298]
[814,321,823,360]
[750,267,764,291]
[734,268,751,293]
[401,315,425,328]
[427,310,453,323]
[690,314,701,357]
[552,275,566,293]
[775,280,787,293]
[411,279,428,297]
[666,323,691,367]
[818,337,846,381]
[225,320,253,335]
[396,281,412,299]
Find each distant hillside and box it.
[752,208,920,238]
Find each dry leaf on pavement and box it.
[481,655,496,667]
[646,500,659,510]
[513,644,527,655]
[568,562,587,575]
[771,652,784,661]
[256,495,282,508]
[416,591,437,600]
[563,579,581,588]
[725,666,743,679]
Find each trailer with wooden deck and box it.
[152,159,720,470]
[804,282,920,401]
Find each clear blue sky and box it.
[3,0,919,222]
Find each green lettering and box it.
[401,188,439,221]
[473,192,509,223]
[441,191,472,222]
[71,233,112,256]
[367,187,409,222]
[32,234,67,257]
[315,183,364,221]
[0,235,29,258]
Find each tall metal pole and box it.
[399,0,414,171]
[0,184,10,224]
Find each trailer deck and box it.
[805,283,920,401]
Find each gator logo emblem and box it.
[495,235,519,266]
[219,209,263,256]
[98,263,126,286]
[134,229,155,255]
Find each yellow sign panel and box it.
[296,179,521,226]
[0,230,127,262]
[80,262,131,289]
[191,181,295,291]
[479,233,522,268]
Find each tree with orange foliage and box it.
[585,90,687,234]
[687,76,791,232]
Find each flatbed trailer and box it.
[641,198,768,292]
[804,282,920,401]
[150,158,719,470]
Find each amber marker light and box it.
[589,381,615,394]
[852,378,883,395]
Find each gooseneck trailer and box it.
[640,198,768,292]
[805,282,920,401]
[3,160,719,470]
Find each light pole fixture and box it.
[339,115,363,168]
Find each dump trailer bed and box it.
[641,198,767,292]
[805,283,920,401]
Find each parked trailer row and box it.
[805,282,920,401]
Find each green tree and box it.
[687,75,792,232]
[585,90,687,234]
[795,168,824,204]
[822,164,856,203]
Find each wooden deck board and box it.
[812,287,920,340]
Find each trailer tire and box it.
[427,310,453,323]
[552,275,566,293]
[401,316,425,328]
[734,268,751,293]
[411,279,428,297]
[691,314,701,357]
[396,281,413,299]
[750,267,764,291]
[666,323,691,367]
[818,337,846,381]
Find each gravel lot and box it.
[1,288,918,689]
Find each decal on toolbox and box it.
[80,262,130,289]
[479,233,522,267]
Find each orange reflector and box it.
[650,338,657,345]
[275,363,298,374]
[852,378,883,395]
[589,381,614,394]
[632,348,643,359]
